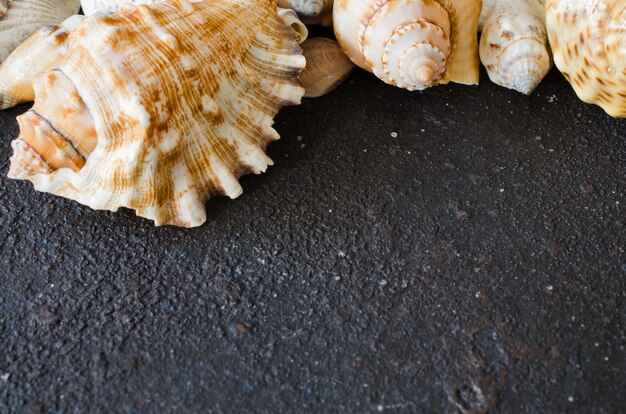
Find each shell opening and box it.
[278,8,308,44]
[9,71,97,178]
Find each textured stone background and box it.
[0,68,624,412]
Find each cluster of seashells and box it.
[0,0,623,227]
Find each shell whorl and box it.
[479,0,551,95]
[546,0,626,117]
[334,0,481,90]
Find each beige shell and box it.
[479,0,551,94]
[300,37,355,98]
[333,0,482,91]
[0,0,80,63]
[79,0,309,44]
[546,0,626,117]
[4,0,306,227]
[278,7,308,44]
[277,0,333,26]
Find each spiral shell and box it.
[4,0,306,227]
[0,0,80,63]
[546,0,626,117]
[277,0,333,26]
[333,0,481,91]
[479,0,551,95]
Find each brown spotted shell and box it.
[546,0,626,117]
[3,0,306,227]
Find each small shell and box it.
[479,0,551,95]
[278,7,308,44]
[333,0,482,91]
[5,0,306,227]
[300,37,355,98]
[277,0,333,26]
[0,0,80,63]
[546,0,626,117]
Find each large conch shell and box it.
[80,0,310,44]
[0,0,80,63]
[333,0,482,91]
[277,0,333,26]
[479,0,551,94]
[3,0,306,227]
[546,0,626,118]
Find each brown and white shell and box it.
[3,0,306,227]
[0,0,80,63]
[300,37,355,98]
[479,0,552,94]
[546,0,626,117]
[333,0,482,91]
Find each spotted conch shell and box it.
[479,0,551,94]
[0,0,80,63]
[546,0,625,117]
[277,0,333,26]
[333,0,482,91]
[4,0,306,227]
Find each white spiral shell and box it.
[479,0,551,95]
[333,0,482,91]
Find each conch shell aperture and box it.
[546,0,626,118]
[333,0,482,91]
[2,0,306,227]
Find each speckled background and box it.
[0,66,624,412]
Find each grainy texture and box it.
[0,67,624,413]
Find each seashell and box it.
[5,0,306,227]
[277,0,333,26]
[300,37,355,98]
[479,0,551,95]
[0,14,84,109]
[546,0,626,118]
[80,0,157,15]
[333,0,482,91]
[278,7,308,44]
[0,0,80,63]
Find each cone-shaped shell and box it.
[0,0,80,63]
[300,37,355,98]
[479,0,551,95]
[6,0,306,227]
[277,0,334,26]
[546,0,626,117]
[333,0,481,91]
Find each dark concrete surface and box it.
[0,67,624,413]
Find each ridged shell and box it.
[0,0,80,63]
[546,0,626,117]
[80,0,310,44]
[5,0,306,227]
[278,7,308,44]
[277,0,333,26]
[479,0,551,95]
[300,37,355,98]
[81,0,166,15]
[333,0,482,91]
